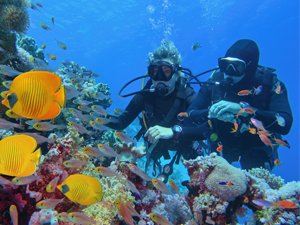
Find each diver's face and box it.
[224,73,245,84]
[148,59,176,81]
[152,65,173,78]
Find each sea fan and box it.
[0,4,29,33]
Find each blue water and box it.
[28,0,299,182]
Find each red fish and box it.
[177,112,188,121]
[274,159,281,166]
[257,131,273,150]
[216,142,223,152]
[152,178,172,194]
[274,200,298,209]
[127,163,151,181]
[116,200,135,225]
[274,138,290,148]
[275,83,282,94]
[236,107,255,118]
[237,89,252,96]
[169,179,179,194]
[253,199,297,209]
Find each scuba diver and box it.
[145,39,293,170]
[106,41,198,182]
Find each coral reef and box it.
[0,29,17,63]
[0,0,30,33]
[248,167,285,189]
[17,35,45,60]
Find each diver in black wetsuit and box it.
[145,39,293,170]
[106,41,196,180]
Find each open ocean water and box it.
[27,0,299,183]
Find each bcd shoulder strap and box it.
[253,65,278,108]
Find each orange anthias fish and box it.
[57,174,103,206]
[150,213,173,225]
[216,142,223,152]
[169,179,179,194]
[248,126,257,134]
[257,131,273,150]
[36,198,64,209]
[82,146,104,157]
[115,131,135,144]
[274,200,298,209]
[12,174,39,185]
[237,89,252,96]
[1,71,65,120]
[9,205,18,225]
[274,159,281,166]
[115,200,136,225]
[253,199,298,209]
[236,107,256,118]
[63,159,87,168]
[274,138,290,148]
[177,111,188,121]
[95,166,121,178]
[97,143,119,158]
[0,134,41,177]
[151,178,172,194]
[67,212,96,225]
[127,163,151,181]
[230,121,239,133]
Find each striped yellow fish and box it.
[0,134,41,177]
[57,174,103,206]
[1,71,65,120]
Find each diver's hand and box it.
[144,125,173,144]
[215,112,236,123]
[209,100,241,118]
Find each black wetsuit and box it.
[180,40,293,170]
[106,77,197,161]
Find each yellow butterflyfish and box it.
[0,134,41,177]
[1,71,65,120]
[57,174,103,206]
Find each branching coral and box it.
[114,142,146,163]
[153,194,193,224]
[248,167,284,189]
[17,35,45,59]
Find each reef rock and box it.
[205,156,247,202]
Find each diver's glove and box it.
[215,112,236,123]
[209,100,242,118]
[144,125,173,144]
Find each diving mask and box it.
[148,60,177,81]
[218,57,247,77]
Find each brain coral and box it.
[205,156,247,202]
